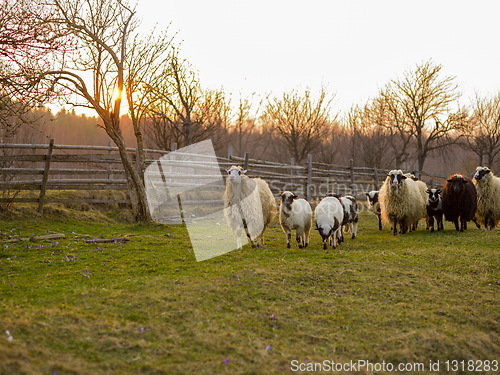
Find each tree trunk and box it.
[104,121,151,222]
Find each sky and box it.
[135,0,499,113]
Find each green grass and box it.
[0,206,498,374]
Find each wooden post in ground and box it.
[349,158,355,195]
[306,154,313,202]
[374,167,379,188]
[243,152,249,171]
[38,139,54,214]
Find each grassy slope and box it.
[0,207,498,374]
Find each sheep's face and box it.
[366,191,379,206]
[387,170,406,189]
[281,191,298,210]
[426,188,442,202]
[226,166,247,184]
[473,166,491,181]
[447,175,467,194]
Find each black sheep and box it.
[442,174,477,232]
[426,188,444,232]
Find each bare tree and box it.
[0,0,65,137]
[261,88,333,164]
[28,0,153,221]
[145,52,232,150]
[384,61,463,171]
[344,103,393,169]
[462,93,500,167]
[125,27,175,175]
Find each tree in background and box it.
[344,103,393,169]
[462,93,500,168]
[383,61,464,171]
[125,27,175,176]
[23,0,156,221]
[144,51,232,151]
[0,0,66,140]
[261,88,333,164]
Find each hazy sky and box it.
[135,0,499,112]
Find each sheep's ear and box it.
[447,179,452,182]
[426,188,431,193]
[463,179,468,183]
[225,167,231,173]
[485,169,491,174]
[365,192,370,196]
[436,189,442,194]
[401,175,407,179]
[292,194,299,200]
[241,169,247,174]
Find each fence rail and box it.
[0,140,447,213]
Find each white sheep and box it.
[314,196,344,249]
[473,166,500,229]
[224,166,277,248]
[404,173,429,230]
[279,191,312,248]
[379,169,427,235]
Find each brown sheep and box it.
[442,174,477,232]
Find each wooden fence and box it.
[0,140,447,213]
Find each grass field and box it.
[0,206,498,374]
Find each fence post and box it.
[38,138,54,214]
[374,167,379,188]
[306,154,313,201]
[171,142,177,151]
[243,152,249,171]
[349,159,355,195]
[227,145,233,161]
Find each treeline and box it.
[1,0,498,221]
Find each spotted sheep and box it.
[473,166,500,230]
[426,188,444,232]
[442,174,477,232]
[224,166,277,248]
[329,194,359,241]
[279,191,313,249]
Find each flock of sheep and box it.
[223,165,499,250]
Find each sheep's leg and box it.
[454,219,460,231]
[295,230,303,248]
[331,234,337,249]
[304,224,311,248]
[429,215,435,232]
[437,215,444,231]
[352,220,358,239]
[485,213,492,230]
[378,214,382,230]
[459,218,465,232]
[392,218,398,236]
[286,230,291,249]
